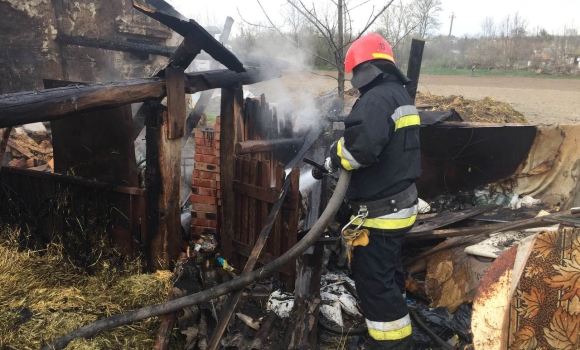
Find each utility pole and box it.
[449,12,455,37]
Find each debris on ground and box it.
[1,124,53,170]
[415,92,529,124]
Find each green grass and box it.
[421,67,580,79]
[313,65,337,71]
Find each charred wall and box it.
[0,0,179,94]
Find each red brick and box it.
[194,154,220,165]
[191,203,219,213]
[214,123,220,132]
[218,199,222,206]
[215,116,220,124]
[192,187,216,197]
[196,146,220,156]
[191,211,219,220]
[216,190,221,198]
[217,181,221,190]
[190,194,217,205]
[191,218,218,228]
[192,178,218,189]
[213,132,220,141]
[195,162,220,173]
[193,170,220,181]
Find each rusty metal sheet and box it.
[44,79,138,187]
[472,245,518,350]
[417,123,537,199]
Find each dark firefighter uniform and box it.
[328,34,421,350]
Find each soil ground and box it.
[249,70,580,124]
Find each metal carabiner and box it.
[341,205,369,240]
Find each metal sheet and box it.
[417,122,537,199]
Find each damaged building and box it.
[2,1,580,349]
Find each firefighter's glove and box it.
[324,157,338,173]
[338,228,370,270]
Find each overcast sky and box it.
[168,0,579,37]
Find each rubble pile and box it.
[415,92,529,124]
[1,123,53,170]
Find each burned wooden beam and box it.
[183,67,282,93]
[55,34,175,57]
[182,16,234,147]
[235,138,302,155]
[0,79,165,128]
[132,0,244,72]
[406,38,425,101]
[0,68,281,128]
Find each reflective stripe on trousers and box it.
[366,314,412,340]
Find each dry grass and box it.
[0,226,173,350]
[415,92,529,124]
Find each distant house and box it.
[565,54,580,68]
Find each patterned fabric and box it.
[509,228,580,349]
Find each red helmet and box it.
[344,33,395,73]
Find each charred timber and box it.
[132,0,244,72]
[235,138,302,155]
[0,68,281,128]
[55,34,175,57]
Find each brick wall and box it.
[191,117,221,239]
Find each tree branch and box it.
[356,0,395,40]
[288,0,338,52]
[237,8,276,29]
[255,0,337,67]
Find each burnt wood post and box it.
[406,38,426,102]
[219,87,243,261]
[146,103,183,269]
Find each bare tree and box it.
[377,0,420,48]
[252,0,393,100]
[412,0,442,38]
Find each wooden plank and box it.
[0,166,145,195]
[165,67,186,139]
[233,181,295,205]
[240,157,250,244]
[260,160,272,254]
[248,159,259,245]
[235,138,303,155]
[287,166,300,260]
[410,205,497,233]
[274,163,285,258]
[234,157,243,244]
[219,87,242,260]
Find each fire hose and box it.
[42,168,351,350]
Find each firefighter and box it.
[326,33,421,349]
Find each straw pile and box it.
[416,92,529,124]
[0,226,174,350]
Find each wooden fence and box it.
[230,156,300,289]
